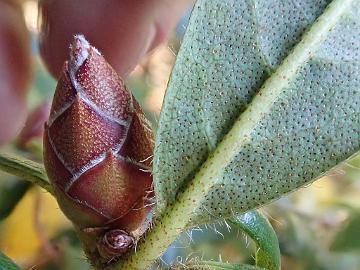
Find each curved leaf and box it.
[0,153,53,194]
[171,211,279,270]
[115,0,360,269]
[0,252,21,270]
[154,0,360,224]
[229,211,280,270]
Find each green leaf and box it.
[330,211,360,252]
[115,0,360,269]
[0,252,21,270]
[171,211,279,270]
[0,153,53,194]
[154,0,359,224]
[171,260,265,270]
[229,211,280,270]
[0,176,31,220]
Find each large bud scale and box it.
[43,35,154,266]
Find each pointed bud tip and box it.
[70,34,89,65]
[69,34,101,71]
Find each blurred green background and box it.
[0,1,359,269]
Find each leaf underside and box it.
[154,0,360,226]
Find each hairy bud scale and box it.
[43,35,154,265]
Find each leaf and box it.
[0,176,31,220]
[0,252,21,270]
[171,260,265,270]
[229,211,280,270]
[115,0,360,269]
[0,153,53,194]
[170,211,279,270]
[330,211,360,252]
[154,0,360,224]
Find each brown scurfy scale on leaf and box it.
[43,34,154,267]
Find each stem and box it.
[181,261,263,270]
[113,0,353,269]
[0,153,53,194]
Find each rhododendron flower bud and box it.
[43,35,154,266]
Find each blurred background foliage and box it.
[0,1,359,269]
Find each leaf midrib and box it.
[115,0,355,269]
[175,0,354,220]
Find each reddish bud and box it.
[43,35,154,265]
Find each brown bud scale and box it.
[43,35,154,264]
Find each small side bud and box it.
[97,230,134,260]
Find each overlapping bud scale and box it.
[43,35,154,262]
